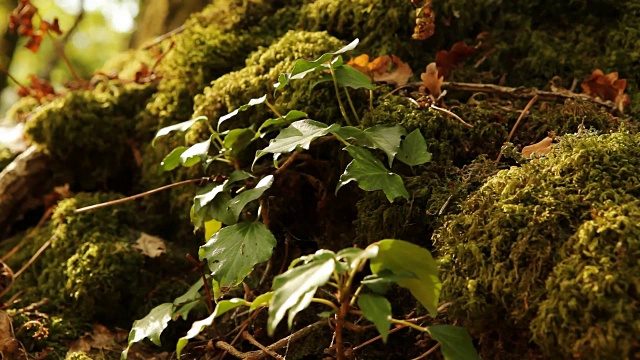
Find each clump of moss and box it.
[137,0,302,136]
[191,30,344,135]
[24,83,155,190]
[10,312,85,360]
[434,130,640,358]
[0,147,15,171]
[65,352,93,360]
[5,96,41,122]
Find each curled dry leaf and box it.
[67,324,126,353]
[522,137,554,158]
[348,54,413,86]
[581,69,631,112]
[420,62,443,99]
[133,233,167,258]
[435,41,477,79]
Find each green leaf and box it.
[152,116,207,146]
[224,170,253,189]
[180,138,211,167]
[173,300,201,321]
[274,39,359,89]
[176,298,249,357]
[217,95,267,131]
[336,246,379,272]
[427,325,481,360]
[336,146,409,202]
[122,303,173,358]
[257,110,308,137]
[333,65,375,90]
[334,125,406,166]
[396,129,432,166]
[224,128,255,156]
[357,294,392,342]
[369,240,441,317]
[249,292,273,312]
[193,183,225,215]
[199,221,276,288]
[228,175,273,221]
[361,269,417,295]
[174,278,204,305]
[158,146,188,173]
[255,120,340,165]
[268,254,336,335]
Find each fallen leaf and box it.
[420,62,443,99]
[0,261,15,299]
[133,233,167,258]
[581,69,631,112]
[522,137,554,158]
[412,0,435,40]
[435,41,477,79]
[347,55,413,86]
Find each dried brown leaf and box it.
[420,62,443,99]
[435,41,477,79]
[347,55,413,86]
[581,69,631,112]
[522,137,554,158]
[133,233,167,258]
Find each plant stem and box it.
[495,94,540,162]
[311,298,340,314]
[332,133,351,147]
[329,63,353,126]
[335,299,350,360]
[45,29,82,83]
[391,318,428,332]
[369,89,374,110]
[343,86,360,124]
[0,67,30,94]
[266,100,285,119]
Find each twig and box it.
[151,41,175,72]
[220,308,265,360]
[142,24,186,50]
[274,151,300,175]
[495,95,539,162]
[352,326,406,352]
[431,104,473,128]
[13,236,52,279]
[40,1,85,80]
[216,321,325,360]
[242,332,284,359]
[0,67,30,93]
[411,342,441,360]
[186,254,214,315]
[74,177,212,214]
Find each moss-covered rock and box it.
[24,83,155,190]
[434,130,640,358]
[192,30,344,134]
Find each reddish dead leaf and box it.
[435,41,477,79]
[581,69,631,112]
[420,62,443,99]
[23,75,56,101]
[347,55,413,86]
[41,18,62,36]
[9,1,63,52]
[522,137,554,158]
[134,63,153,84]
[24,34,43,52]
[412,0,435,40]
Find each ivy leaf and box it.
[361,269,417,294]
[268,254,336,335]
[180,138,211,167]
[336,246,379,272]
[204,219,222,240]
[224,170,253,189]
[258,110,308,138]
[193,183,225,215]
[199,221,276,288]
[217,95,267,131]
[274,39,360,90]
[396,129,431,166]
[173,279,205,320]
[158,146,188,173]
[152,116,207,146]
[358,294,392,342]
[176,299,249,357]
[336,146,409,202]
[427,325,481,360]
[122,303,173,359]
[224,128,255,156]
[255,120,339,165]
[228,175,274,221]
[249,292,273,312]
[369,240,440,317]
[334,125,406,166]
[333,65,375,90]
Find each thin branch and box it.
[274,151,300,175]
[41,1,85,81]
[242,332,284,359]
[430,104,473,128]
[496,94,540,162]
[186,254,214,315]
[411,343,441,360]
[13,236,52,279]
[74,178,212,214]
[142,24,186,50]
[0,67,29,93]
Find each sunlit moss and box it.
[435,130,640,358]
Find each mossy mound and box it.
[4,193,187,327]
[191,30,344,134]
[434,130,640,358]
[0,147,15,171]
[23,83,155,190]
[137,0,301,136]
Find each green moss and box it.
[435,130,640,358]
[192,30,344,135]
[65,352,93,360]
[10,312,85,360]
[5,96,41,122]
[137,0,301,136]
[24,83,155,190]
[0,147,15,171]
